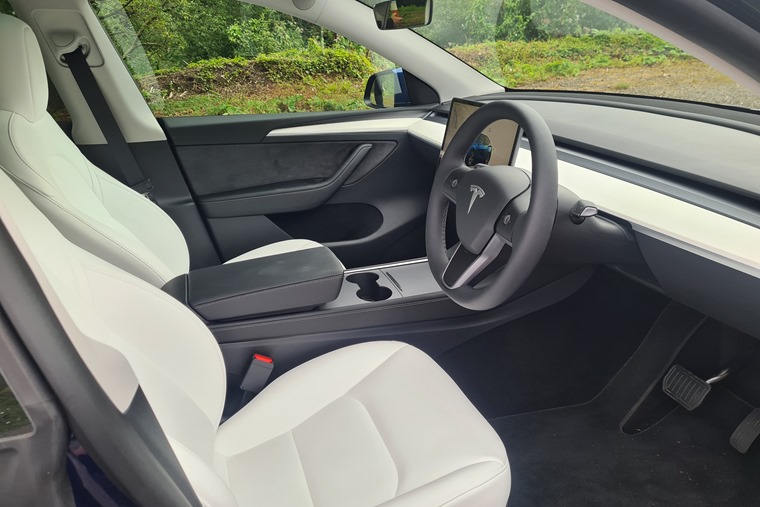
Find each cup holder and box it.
[346,272,392,302]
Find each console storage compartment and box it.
[346,273,393,302]
[163,246,344,322]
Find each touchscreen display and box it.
[441,98,521,166]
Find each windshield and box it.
[399,0,759,110]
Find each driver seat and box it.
[0,138,510,505]
[0,14,328,288]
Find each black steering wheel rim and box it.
[425,100,559,311]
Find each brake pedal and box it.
[662,365,715,411]
[730,409,760,454]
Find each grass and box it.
[143,30,696,117]
[449,30,692,88]
[152,75,367,116]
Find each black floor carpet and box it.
[495,394,760,506]
[491,304,760,506]
[438,268,670,418]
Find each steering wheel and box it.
[426,100,558,311]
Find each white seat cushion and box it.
[215,341,510,507]
[0,14,334,288]
[0,148,510,506]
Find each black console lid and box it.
[164,246,344,322]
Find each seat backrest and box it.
[0,15,189,287]
[0,148,236,505]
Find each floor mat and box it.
[491,304,760,506]
[438,268,669,418]
[495,395,760,506]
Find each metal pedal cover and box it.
[731,408,760,454]
[662,365,711,411]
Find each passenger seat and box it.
[0,14,330,287]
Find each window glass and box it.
[90,0,398,117]
[0,372,33,439]
[406,0,759,109]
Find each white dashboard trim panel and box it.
[267,118,422,136]
[267,118,760,279]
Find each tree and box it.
[227,9,305,58]
[416,0,501,46]
[91,0,189,70]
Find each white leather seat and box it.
[0,134,510,505]
[0,14,328,288]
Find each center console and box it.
[327,260,443,307]
[164,245,592,403]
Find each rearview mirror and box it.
[374,0,432,30]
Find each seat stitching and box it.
[84,263,227,420]
[5,120,170,283]
[220,344,410,457]
[11,177,169,284]
[344,349,509,503]
[98,174,177,231]
[288,431,316,507]
[195,274,344,308]
[342,395,400,498]
[7,114,58,190]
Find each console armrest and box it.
[164,246,344,322]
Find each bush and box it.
[451,30,690,86]
[257,41,375,82]
[228,12,305,58]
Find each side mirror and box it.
[364,68,412,109]
[374,0,432,30]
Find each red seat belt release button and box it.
[240,354,274,394]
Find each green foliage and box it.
[496,0,535,42]
[1,381,32,437]
[416,0,632,45]
[451,30,690,87]
[84,0,697,116]
[416,0,501,46]
[0,0,13,15]
[175,0,245,62]
[529,0,632,38]
[152,87,367,117]
[228,11,305,58]
[257,42,375,82]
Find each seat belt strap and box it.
[62,46,154,198]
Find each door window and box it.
[90,0,399,117]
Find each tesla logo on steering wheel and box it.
[468,185,485,214]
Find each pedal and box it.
[730,408,760,454]
[662,365,712,411]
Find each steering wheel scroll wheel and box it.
[426,100,559,311]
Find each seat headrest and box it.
[0,14,49,122]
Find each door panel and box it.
[178,142,383,206]
[192,143,375,217]
[161,110,439,268]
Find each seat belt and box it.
[62,46,154,199]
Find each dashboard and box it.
[269,97,760,339]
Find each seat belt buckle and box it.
[240,354,274,394]
[130,179,155,201]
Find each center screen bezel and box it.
[440,98,522,167]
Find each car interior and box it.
[0,0,759,505]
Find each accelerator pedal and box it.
[730,409,760,454]
[662,365,713,411]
